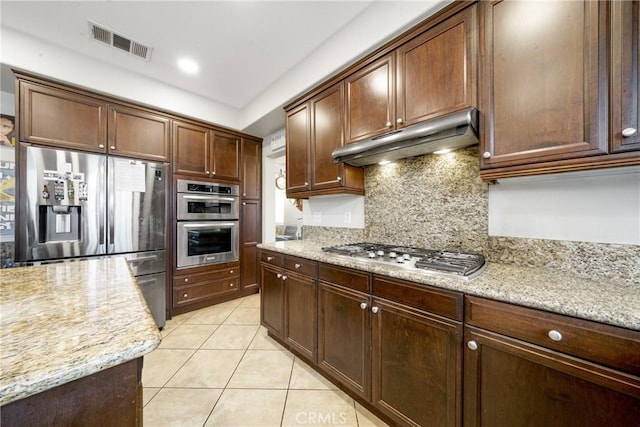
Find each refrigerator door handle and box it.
[107,157,115,252]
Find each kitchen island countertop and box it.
[0,257,161,406]
[259,241,640,331]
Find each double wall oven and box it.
[176,179,239,268]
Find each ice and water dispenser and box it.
[37,177,86,244]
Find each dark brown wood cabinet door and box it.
[19,81,107,152]
[260,264,284,339]
[397,4,477,127]
[211,131,240,181]
[284,272,317,362]
[107,104,170,161]
[344,54,395,144]
[311,82,345,190]
[464,327,640,427]
[611,0,640,152]
[172,120,210,176]
[371,299,462,427]
[479,0,607,169]
[240,200,261,291]
[241,139,262,199]
[318,283,371,400]
[286,103,311,195]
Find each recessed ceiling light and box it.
[177,58,199,74]
[378,160,392,165]
[434,148,452,155]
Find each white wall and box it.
[1,90,15,115]
[489,167,640,245]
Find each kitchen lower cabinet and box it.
[260,262,285,339]
[172,265,239,314]
[283,256,318,362]
[464,296,640,427]
[372,298,462,427]
[318,281,371,400]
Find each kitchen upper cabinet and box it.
[285,103,310,194]
[210,130,240,181]
[396,4,477,128]
[479,0,608,173]
[343,5,477,145]
[173,121,240,180]
[172,120,210,176]
[286,83,364,198]
[610,0,640,153]
[464,296,640,427]
[241,138,262,199]
[19,80,107,152]
[344,54,395,144]
[108,104,170,161]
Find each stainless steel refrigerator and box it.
[19,145,167,328]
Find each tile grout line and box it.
[280,354,298,427]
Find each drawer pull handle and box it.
[467,340,478,351]
[267,256,274,261]
[184,278,189,283]
[371,306,379,314]
[230,270,234,274]
[229,283,234,287]
[282,275,288,281]
[294,263,301,269]
[360,302,368,310]
[183,293,188,298]
[276,273,282,279]
[548,330,563,342]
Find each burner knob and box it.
[368,252,376,258]
[396,257,405,263]
[389,252,397,258]
[376,250,385,257]
[403,253,411,260]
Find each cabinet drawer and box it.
[318,263,370,293]
[284,256,317,277]
[173,267,239,287]
[373,275,463,321]
[174,278,239,307]
[261,250,284,267]
[465,296,640,375]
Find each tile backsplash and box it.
[303,147,640,283]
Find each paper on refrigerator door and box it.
[114,160,146,192]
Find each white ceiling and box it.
[0,1,449,137]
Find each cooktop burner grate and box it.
[322,242,486,279]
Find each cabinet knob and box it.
[294,263,301,269]
[206,171,210,175]
[548,330,563,342]
[229,283,234,287]
[243,202,246,206]
[243,193,247,197]
[267,256,274,261]
[467,340,478,351]
[184,278,189,283]
[385,121,392,127]
[98,144,105,149]
[360,302,368,310]
[230,270,234,274]
[276,273,282,278]
[371,306,379,314]
[336,176,342,181]
[622,127,638,138]
[110,145,116,150]
[396,118,403,124]
[482,152,491,159]
[282,275,288,281]
[183,292,188,298]
[304,182,309,186]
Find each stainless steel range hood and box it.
[332,108,479,166]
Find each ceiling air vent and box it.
[88,20,152,61]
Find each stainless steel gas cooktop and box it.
[322,242,486,279]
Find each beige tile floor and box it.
[142,292,390,427]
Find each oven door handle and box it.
[181,195,236,201]
[181,222,237,228]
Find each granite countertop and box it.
[258,241,640,332]
[0,257,161,406]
